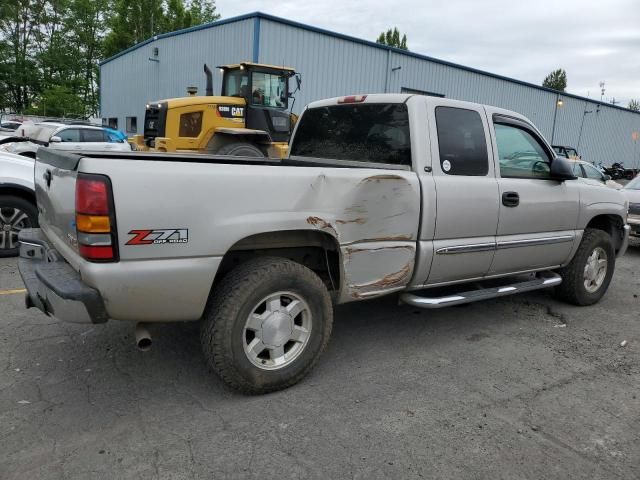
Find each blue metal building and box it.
[100,12,640,167]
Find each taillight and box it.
[338,95,367,104]
[75,174,118,262]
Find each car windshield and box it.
[624,176,640,190]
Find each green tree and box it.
[24,84,84,117]
[542,68,567,92]
[0,0,48,112]
[376,27,408,50]
[103,0,165,59]
[628,99,640,112]
[103,0,220,59]
[188,0,220,24]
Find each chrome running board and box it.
[400,272,562,309]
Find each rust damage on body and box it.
[304,171,420,301]
[360,174,405,183]
[342,244,416,300]
[335,217,367,225]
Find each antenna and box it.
[599,81,605,102]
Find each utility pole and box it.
[577,106,593,151]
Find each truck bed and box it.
[33,148,422,321]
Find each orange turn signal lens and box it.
[76,214,110,233]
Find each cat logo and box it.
[217,105,245,119]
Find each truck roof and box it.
[304,94,531,125]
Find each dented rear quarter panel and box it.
[78,157,421,305]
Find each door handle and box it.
[502,191,519,207]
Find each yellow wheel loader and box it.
[130,62,301,158]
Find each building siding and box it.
[100,18,254,134]
[100,13,640,167]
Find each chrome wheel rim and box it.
[583,247,608,293]
[0,206,30,251]
[242,291,312,370]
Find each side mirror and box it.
[550,156,577,181]
[49,136,62,143]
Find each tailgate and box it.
[34,148,81,256]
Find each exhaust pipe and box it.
[135,323,152,351]
[204,64,213,96]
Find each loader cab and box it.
[219,62,297,143]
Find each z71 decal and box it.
[126,229,189,245]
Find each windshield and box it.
[625,176,640,190]
[251,71,287,108]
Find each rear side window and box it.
[435,107,488,176]
[290,104,411,166]
[81,129,106,142]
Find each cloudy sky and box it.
[216,0,640,106]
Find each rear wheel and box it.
[555,229,615,305]
[201,257,333,394]
[0,195,37,257]
[215,141,264,157]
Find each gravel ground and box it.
[0,246,638,479]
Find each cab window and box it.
[435,107,488,176]
[494,123,551,179]
[290,103,411,166]
[223,70,250,98]
[179,111,203,137]
[251,72,287,108]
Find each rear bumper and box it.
[18,228,108,324]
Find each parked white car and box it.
[0,122,131,158]
[0,151,36,257]
[569,159,623,189]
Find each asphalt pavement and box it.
[1,247,639,479]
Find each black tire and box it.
[215,141,265,157]
[201,257,333,394]
[0,195,38,258]
[555,229,615,306]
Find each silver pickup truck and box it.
[18,94,630,394]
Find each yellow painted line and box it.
[0,288,27,296]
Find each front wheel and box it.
[201,257,333,394]
[214,141,265,157]
[555,229,615,305]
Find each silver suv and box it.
[0,122,131,158]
